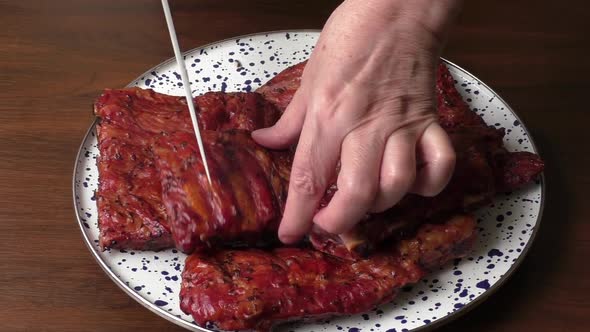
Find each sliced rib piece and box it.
[153,130,291,253]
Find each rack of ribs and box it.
[180,214,477,331]
[94,61,543,258]
[94,89,281,250]
[303,63,544,259]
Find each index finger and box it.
[278,116,343,244]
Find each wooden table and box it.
[1,0,588,331]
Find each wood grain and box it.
[0,0,588,331]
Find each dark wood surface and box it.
[1,0,588,331]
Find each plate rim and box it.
[72,29,545,332]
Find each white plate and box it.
[73,30,544,332]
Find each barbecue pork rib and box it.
[309,123,543,260]
[94,88,280,250]
[180,214,477,332]
[153,130,291,253]
[94,62,543,256]
[256,60,306,112]
[257,62,544,259]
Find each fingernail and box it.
[279,233,300,244]
[251,129,266,140]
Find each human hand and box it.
[253,0,462,243]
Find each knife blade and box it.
[161,0,212,185]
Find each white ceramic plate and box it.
[73,30,544,332]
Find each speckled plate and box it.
[73,30,544,332]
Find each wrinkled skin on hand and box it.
[253,0,463,243]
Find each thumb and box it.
[252,91,307,149]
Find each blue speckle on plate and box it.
[488,249,504,257]
[476,280,491,290]
[154,300,168,307]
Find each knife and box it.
[161,0,212,185]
